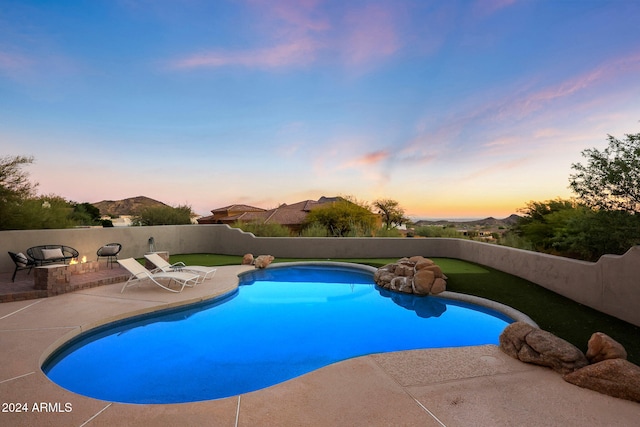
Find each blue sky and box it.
[2,0,639,219]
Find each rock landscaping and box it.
[241,253,274,268]
[500,322,639,403]
[499,322,588,374]
[373,256,447,295]
[585,331,628,363]
[564,358,640,403]
[255,255,275,268]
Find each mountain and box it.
[413,214,521,228]
[93,196,170,216]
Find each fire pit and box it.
[67,256,100,275]
[33,255,125,296]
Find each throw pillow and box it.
[100,245,120,256]
[16,252,29,267]
[42,248,64,260]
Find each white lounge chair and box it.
[144,253,217,284]
[118,258,200,293]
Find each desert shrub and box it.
[133,204,193,226]
[374,227,402,237]
[414,226,462,238]
[231,221,292,237]
[300,223,328,237]
[498,232,535,251]
[14,196,76,229]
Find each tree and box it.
[17,195,77,229]
[0,155,117,229]
[512,198,640,261]
[304,199,377,237]
[133,204,194,226]
[560,209,640,261]
[514,199,585,254]
[373,198,408,229]
[0,155,38,229]
[0,155,37,201]
[70,202,102,226]
[569,133,640,213]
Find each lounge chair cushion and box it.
[15,252,29,267]
[42,248,64,260]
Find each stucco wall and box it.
[1,225,638,326]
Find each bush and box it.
[133,204,193,226]
[101,219,114,227]
[231,221,292,237]
[414,226,463,238]
[513,199,640,260]
[300,223,328,237]
[304,200,378,237]
[8,196,76,229]
[498,232,535,251]
[374,227,402,237]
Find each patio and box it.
[1,265,638,426]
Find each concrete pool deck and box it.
[1,265,638,426]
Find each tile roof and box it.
[199,196,346,226]
[210,204,266,214]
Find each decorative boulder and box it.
[373,269,394,285]
[431,278,447,294]
[373,256,446,296]
[254,255,274,269]
[586,332,627,363]
[499,322,588,375]
[413,269,435,294]
[242,253,254,265]
[421,264,444,278]
[395,263,414,277]
[390,276,413,293]
[563,359,640,403]
[414,258,435,270]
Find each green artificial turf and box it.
[169,253,640,364]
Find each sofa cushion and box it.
[42,248,64,260]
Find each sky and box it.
[2,0,639,220]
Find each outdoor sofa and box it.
[26,245,79,266]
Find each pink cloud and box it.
[461,157,531,181]
[502,52,640,120]
[343,150,390,168]
[172,38,320,69]
[396,114,469,165]
[250,0,329,33]
[341,4,401,66]
[0,51,33,77]
[394,52,640,173]
[482,135,519,149]
[171,1,406,71]
[473,0,518,17]
[171,0,329,70]
[0,49,83,87]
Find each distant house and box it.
[196,204,267,225]
[197,196,349,232]
[100,215,134,227]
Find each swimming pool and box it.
[43,264,514,404]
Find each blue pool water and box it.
[43,265,513,404]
